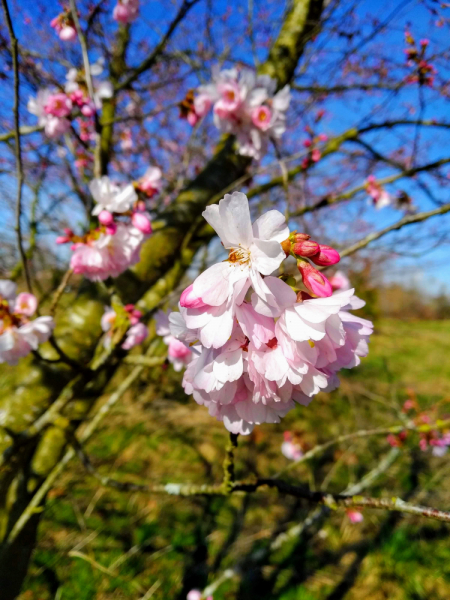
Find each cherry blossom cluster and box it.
[101,304,148,350]
[28,61,112,139]
[50,10,77,41]
[155,310,192,372]
[166,192,373,435]
[387,397,450,457]
[181,68,291,159]
[404,31,437,87]
[0,281,54,365]
[56,172,160,281]
[113,0,139,24]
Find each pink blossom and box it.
[251,105,272,131]
[44,93,72,118]
[113,0,139,24]
[281,432,303,460]
[90,176,137,216]
[14,293,38,317]
[50,14,77,41]
[155,310,192,371]
[366,175,391,209]
[347,510,364,524]
[137,166,162,197]
[193,93,212,118]
[180,192,289,348]
[70,223,146,281]
[122,322,148,349]
[0,280,54,365]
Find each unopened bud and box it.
[56,235,70,244]
[292,233,310,242]
[98,210,114,226]
[292,240,320,257]
[297,260,332,298]
[310,244,340,266]
[131,212,152,234]
[180,283,207,309]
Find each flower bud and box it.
[56,235,70,244]
[292,233,310,242]
[297,260,332,298]
[131,211,152,234]
[98,210,114,226]
[292,239,320,257]
[310,244,340,266]
[105,223,117,235]
[280,238,291,256]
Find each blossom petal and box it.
[252,210,289,243]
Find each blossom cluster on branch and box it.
[165,193,373,435]
[181,68,291,159]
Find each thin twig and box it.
[1,0,32,293]
[340,202,450,259]
[69,0,95,101]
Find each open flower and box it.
[179,192,289,348]
[90,176,138,216]
[0,280,54,365]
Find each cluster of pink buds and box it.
[101,304,148,350]
[404,31,437,86]
[387,396,450,456]
[50,10,77,41]
[286,232,340,298]
[0,281,54,365]
[301,127,328,169]
[113,0,139,24]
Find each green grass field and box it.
[19,320,450,600]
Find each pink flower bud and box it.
[180,284,206,309]
[98,210,114,226]
[59,26,77,41]
[302,139,312,148]
[311,148,321,162]
[106,223,117,235]
[292,233,310,242]
[186,591,202,600]
[318,133,328,142]
[297,261,332,298]
[56,235,70,244]
[81,103,95,117]
[187,111,200,126]
[131,212,152,234]
[292,240,320,258]
[310,244,340,266]
[63,228,74,236]
[347,510,364,524]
